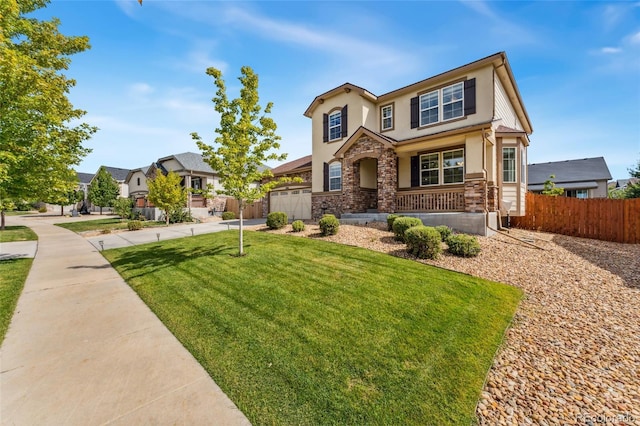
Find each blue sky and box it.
[34,1,640,179]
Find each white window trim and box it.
[328,110,341,141]
[329,162,341,191]
[420,148,465,187]
[419,82,465,127]
[503,147,517,183]
[381,104,393,131]
[442,148,465,185]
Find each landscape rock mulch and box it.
[247,222,640,425]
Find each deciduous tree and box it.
[541,175,564,197]
[0,0,96,229]
[191,66,298,255]
[88,167,119,214]
[147,170,187,226]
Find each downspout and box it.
[482,127,491,235]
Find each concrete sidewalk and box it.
[1,215,251,425]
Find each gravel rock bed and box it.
[247,222,640,425]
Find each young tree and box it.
[541,174,564,197]
[88,167,119,214]
[112,197,133,220]
[147,171,187,226]
[0,0,96,229]
[191,66,298,255]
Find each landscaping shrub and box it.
[127,220,143,231]
[446,234,482,257]
[386,214,403,231]
[392,217,423,242]
[112,197,133,219]
[266,212,288,229]
[405,226,442,259]
[167,208,192,224]
[435,225,453,242]
[319,214,340,236]
[291,220,305,232]
[38,206,47,213]
[221,211,236,220]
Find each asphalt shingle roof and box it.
[528,157,612,185]
[102,166,131,182]
[76,172,95,184]
[271,155,312,175]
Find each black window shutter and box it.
[322,114,328,142]
[410,156,419,187]
[464,78,476,116]
[323,162,329,192]
[341,105,348,138]
[410,97,419,128]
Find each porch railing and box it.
[396,188,465,212]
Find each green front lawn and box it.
[104,231,521,425]
[0,226,38,243]
[0,259,32,343]
[55,218,166,233]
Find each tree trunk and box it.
[1,211,5,231]
[60,205,64,216]
[100,206,103,215]
[238,198,244,256]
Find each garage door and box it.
[270,188,312,220]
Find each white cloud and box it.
[458,0,538,45]
[114,0,140,19]
[128,82,155,97]
[600,47,622,54]
[627,31,640,45]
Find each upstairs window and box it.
[442,82,464,120]
[329,110,342,141]
[503,147,516,183]
[381,104,393,131]
[329,162,342,191]
[419,91,439,126]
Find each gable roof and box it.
[125,166,150,183]
[528,157,612,185]
[98,166,130,182]
[334,126,397,158]
[303,52,532,134]
[271,155,312,175]
[76,172,94,184]
[158,152,215,174]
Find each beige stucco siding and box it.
[128,171,148,195]
[380,67,494,141]
[494,73,523,130]
[311,91,374,192]
[359,158,377,189]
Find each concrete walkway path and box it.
[1,215,252,425]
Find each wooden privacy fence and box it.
[512,193,640,244]
[225,198,263,219]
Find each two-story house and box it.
[302,51,532,235]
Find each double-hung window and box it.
[420,153,440,186]
[442,82,463,120]
[329,162,341,191]
[442,149,464,184]
[419,82,465,127]
[502,147,516,183]
[419,148,465,186]
[328,111,342,141]
[419,91,439,126]
[381,104,393,131]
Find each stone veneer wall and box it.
[342,136,397,213]
[311,193,343,219]
[464,180,488,213]
[487,182,498,212]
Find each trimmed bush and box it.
[386,214,403,231]
[446,234,482,257]
[405,226,442,260]
[127,220,143,231]
[291,220,305,232]
[221,211,236,220]
[266,212,288,230]
[319,214,340,236]
[38,206,47,213]
[435,225,453,242]
[392,216,423,242]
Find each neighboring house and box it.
[609,177,639,196]
[263,154,312,219]
[125,166,150,207]
[76,172,94,201]
[297,51,532,235]
[86,166,130,212]
[528,157,612,198]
